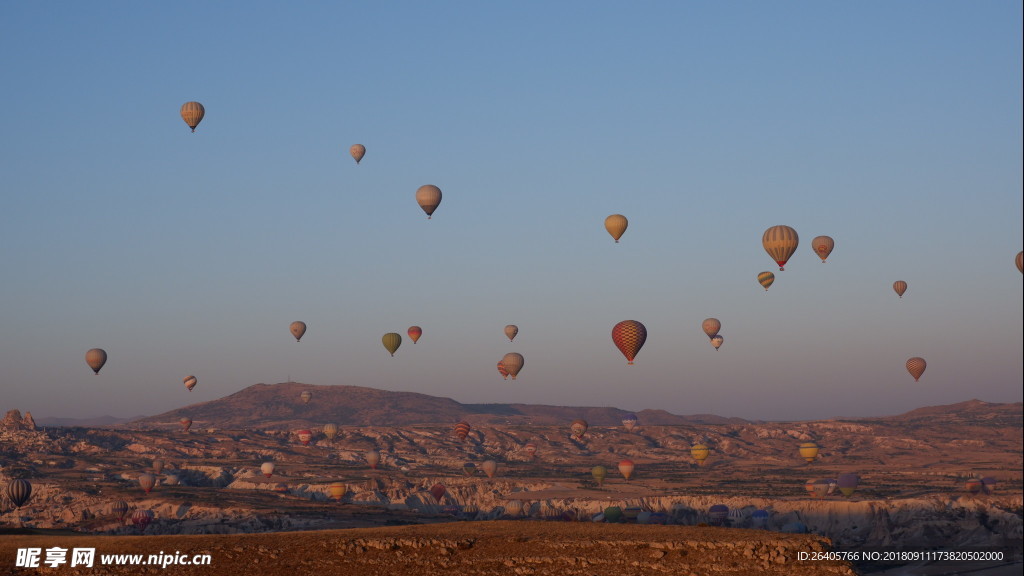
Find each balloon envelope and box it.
[711,335,724,350]
[504,325,518,342]
[297,429,313,445]
[496,361,509,380]
[591,466,607,485]
[763,225,799,271]
[180,101,205,132]
[501,352,524,379]
[111,500,129,520]
[604,214,628,243]
[702,318,721,339]
[811,236,834,262]
[691,444,710,464]
[407,326,422,343]
[261,462,275,477]
[481,460,498,478]
[429,483,446,502]
[180,417,192,432]
[5,479,32,508]
[131,509,154,530]
[349,144,366,164]
[322,423,338,439]
[611,320,647,364]
[86,348,107,374]
[415,185,442,218]
[290,321,307,342]
[329,482,347,500]
[837,473,859,497]
[453,421,471,441]
[622,413,638,432]
[757,271,775,291]
[300,391,312,404]
[618,459,635,481]
[906,357,927,381]
[382,333,402,356]
[799,442,819,463]
[183,375,197,391]
[893,281,908,298]
[365,450,381,469]
[570,419,588,439]
[138,473,156,493]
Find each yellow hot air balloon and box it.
[86,348,107,375]
[604,214,628,243]
[701,318,721,339]
[799,442,819,463]
[290,321,307,342]
[763,225,799,271]
[504,325,518,342]
[757,271,775,291]
[690,444,710,465]
[906,357,926,381]
[382,332,402,356]
[180,101,205,132]
[893,281,907,299]
[349,144,366,164]
[501,352,524,380]
[329,482,347,501]
[323,423,338,440]
[811,236,834,263]
[415,185,442,219]
[591,465,607,486]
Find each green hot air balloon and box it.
[592,465,608,486]
[382,333,402,356]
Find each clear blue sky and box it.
[1,2,1020,421]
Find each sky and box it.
[1,2,1021,422]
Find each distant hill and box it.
[873,399,1023,427]
[131,382,751,430]
[34,415,144,428]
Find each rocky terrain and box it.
[2,384,1021,574]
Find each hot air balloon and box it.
[329,482,347,501]
[86,348,107,375]
[297,429,313,446]
[811,236,834,262]
[273,483,289,493]
[138,473,156,494]
[691,444,710,465]
[180,417,192,432]
[501,352,524,380]
[349,144,366,164]
[763,225,799,271]
[612,320,647,365]
[965,478,983,494]
[570,419,588,440]
[300,391,312,404]
[504,325,518,342]
[751,509,770,527]
[591,466,607,486]
[701,318,721,339]
[453,421,471,441]
[415,185,442,219]
[603,506,622,522]
[132,509,154,531]
[261,462,275,478]
[1017,251,1023,274]
[290,321,307,342]
[523,442,537,459]
[757,271,775,291]
[481,460,498,479]
[365,450,380,469]
[708,504,729,526]
[429,483,446,502]
[322,423,338,440]
[496,361,509,380]
[111,500,129,521]
[837,473,859,497]
[618,459,635,481]
[906,357,926,381]
[183,375,197,392]
[5,479,32,509]
[893,281,908,299]
[382,332,402,356]
[407,326,422,344]
[621,413,638,432]
[152,459,164,475]
[180,101,205,132]
[462,462,477,477]
[799,442,819,464]
[711,335,724,351]
[981,477,997,495]
[604,214,628,243]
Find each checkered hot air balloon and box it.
[612,320,647,365]
[906,357,927,381]
[501,353,524,379]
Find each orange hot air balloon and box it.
[811,236,834,262]
[906,357,926,381]
[757,271,775,291]
[481,460,498,479]
[329,482,347,501]
[496,361,509,380]
[180,101,205,132]
[415,185,442,219]
[612,320,647,365]
[799,442,820,463]
[604,214,628,243]
[349,144,366,164]
[183,375,198,392]
[85,348,107,374]
[504,324,518,342]
[763,225,799,271]
[701,318,721,339]
[407,326,422,344]
[453,421,472,441]
[690,444,710,465]
[618,459,635,481]
[290,321,307,342]
[893,281,908,299]
[501,352,524,379]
